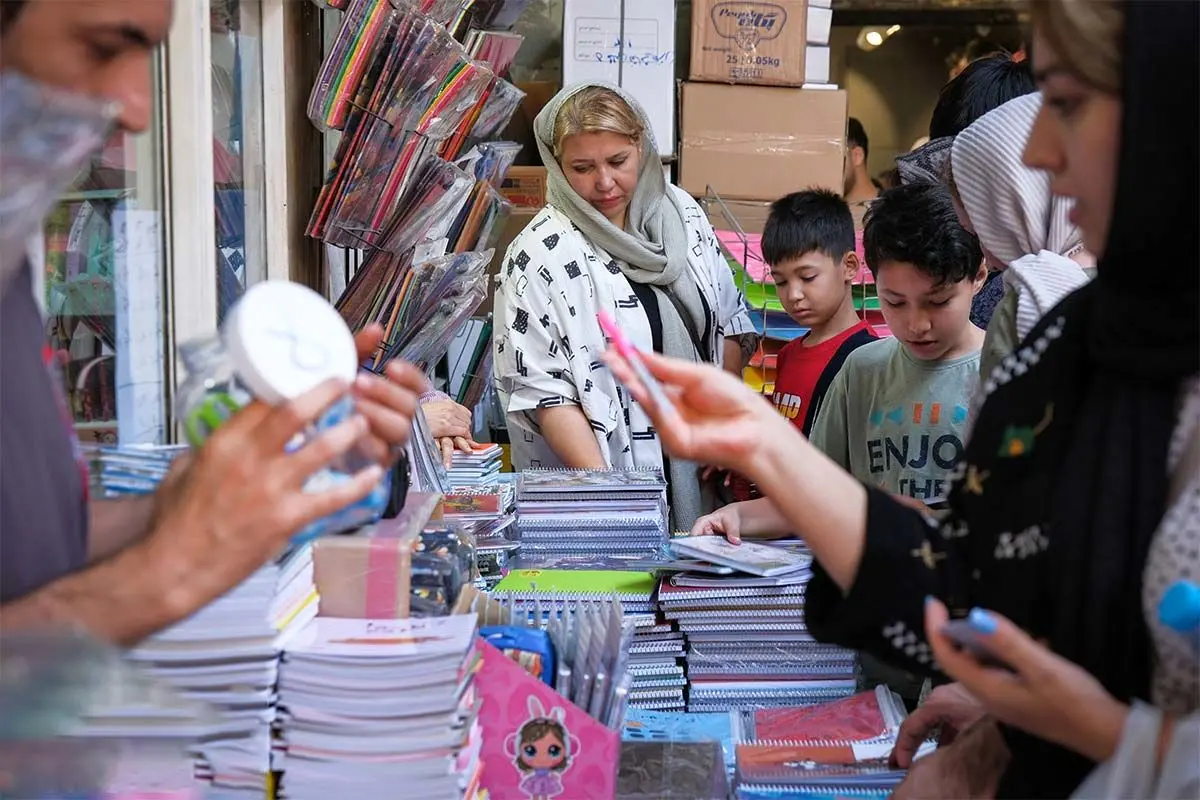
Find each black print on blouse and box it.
[560,336,574,359]
[506,259,516,277]
[515,349,529,377]
[616,295,640,309]
[543,234,560,250]
[632,429,658,441]
[513,274,529,298]
[539,313,552,329]
[497,337,505,354]
[589,419,607,434]
[548,340,560,359]
[512,308,530,335]
[605,260,621,275]
[624,407,632,427]
[583,379,594,393]
[538,396,569,409]
[548,369,568,381]
[589,360,604,372]
[622,445,631,454]
[563,260,582,279]
[531,217,551,231]
[514,250,531,270]
[522,430,535,444]
[539,266,554,286]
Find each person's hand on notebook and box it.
[438,436,477,470]
[350,324,428,466]
[422,397,473,441]
[892,715,1009,800]
[924,597,1129,764]
[691,506,743,543]
[890,682,985,768]
[601,349,792,477]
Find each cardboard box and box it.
[690,0,830,87]
[679,82,847,201]
[499,166,547,209]
[562,0,677,156]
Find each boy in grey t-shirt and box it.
[809,183,986,704]
[810,183,986,502]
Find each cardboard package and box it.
[312,493,443,619]
[562,0,677,155]
[690,0,831,87]
[498,166,547,209]
[679,82,847,201]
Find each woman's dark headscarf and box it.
[949,0,1198,795]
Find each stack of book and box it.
[663,538,858,712]
[625,617,688,712]
[515,469,669,565]
[92,443,187,496]
[442,478,518,588]
[445,442,503,488]
[125,546,318,796]
[275,615,483,800]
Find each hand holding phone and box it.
[941,614,1013,671]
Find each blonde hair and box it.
[552,87,644,159]
[1029,0,1123,94]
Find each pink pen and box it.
[597,311,673,410]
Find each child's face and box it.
[875,260,982,361]
[523,732,566,770]
[769,251,856,330]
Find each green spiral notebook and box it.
[493,570,657,599]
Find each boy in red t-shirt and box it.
[766,190,876,436]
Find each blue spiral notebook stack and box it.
[514,469,669,565]
[662,539,858,712]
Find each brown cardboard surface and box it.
[499,167,547,210]
[691,0,810,86]
[503,81,558,166]
[482,209,538,315]
[679,82,846,201]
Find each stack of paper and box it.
[126,546,318,796]
[275,616,483,800]
[93,444,187,497]
[445,443,503,488]
[665,538,857,712]
[516,469,669,564]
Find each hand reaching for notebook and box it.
[422,397,473,440]
[890,683,985,768]
[601,349,794,479]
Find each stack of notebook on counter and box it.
[442,475,518,588]
[275,615,483,800]
[514,469,669,566]
[445,442,503,488]
[664,537,858,712]
[490,569,685,711]
[91,443,187,496]
[125,546,318,796]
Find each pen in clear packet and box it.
[597,311,673,410]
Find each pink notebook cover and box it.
[476,640,619,799]
[753,689,889,742]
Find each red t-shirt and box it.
[772,321,876,434]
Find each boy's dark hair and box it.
[762,189,856,267]
[863,184,982,284]
[928,54,1036,139]
[847,117,869,158]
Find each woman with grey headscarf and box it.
[949,92,1094,400]
[492,82,755,529]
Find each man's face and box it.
[1,0,173,134]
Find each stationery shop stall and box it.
[10,1,1032,799]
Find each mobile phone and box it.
[941,619,1013,670]
[596,311,673,410]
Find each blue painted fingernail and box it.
[925,595,935,607]
[968,607,997,635]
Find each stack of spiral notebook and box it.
[490,569,686,711]
[514,469,669,565]
[662,537,858,712]
[92,444,188,496]
[445,443,503,488]
[274,615,483,800]
[125,546,318,796]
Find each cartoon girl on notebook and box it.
[508,697,576,800]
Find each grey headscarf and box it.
[534,81,712,529]
[533,81,710,362]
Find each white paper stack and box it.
[126,546,318,797]
[275,616,483,800]
[445,443,503,488]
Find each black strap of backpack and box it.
[801,329,876,436]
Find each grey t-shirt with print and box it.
[810,336,980,500]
